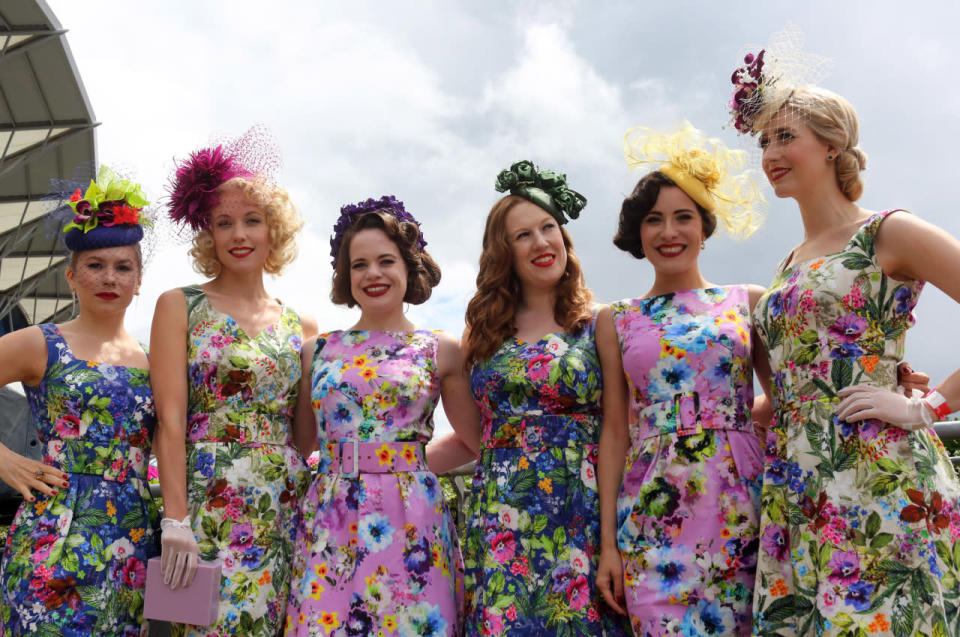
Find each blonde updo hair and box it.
[190,177,303,278]
[760,85,868,201]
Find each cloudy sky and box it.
[46,0,960,429]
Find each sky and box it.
[45,0,960,431]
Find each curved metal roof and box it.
[0,0,97,327]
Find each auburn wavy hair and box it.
[464,195,594,367]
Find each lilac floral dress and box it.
[463,317,631,636]
[175,285,310,637]
[0,324,158,636]
[284,330,462,637]
[612,286,762,636]
[752,212,960,636]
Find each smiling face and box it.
[66,245,141,314]
[505,200,567,292]
[209,187,271,274]
[348,228,408,313]
[760,108,835,199]
[640,186,705,277]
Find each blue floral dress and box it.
[0,323,158,636]
[463,318,631,636]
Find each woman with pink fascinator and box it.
[728,34,960,635]
[151,127,317,636]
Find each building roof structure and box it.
[0,0,97,330]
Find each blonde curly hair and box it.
[756,85,867,202]
[189,177,303,278]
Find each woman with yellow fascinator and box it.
[594,124,769,635]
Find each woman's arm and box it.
[292,337,319,457]
[748,285,774,440]
[150,289,191,521]
[0,327,69,499]
[594,305,629,615]
[428,331,482,474]
[875,214,960,406]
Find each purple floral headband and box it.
[166,125,282,231]
[330,195,427,266]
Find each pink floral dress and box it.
[284,330,462,637]
[612,286,762,636]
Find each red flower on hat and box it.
[70,189,83,202]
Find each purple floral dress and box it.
[463,317,631,637]
[752,212,960,636]
[0,324,158,636]
[612,286,762,636]
[284,330,462,637]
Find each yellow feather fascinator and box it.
[624,123,764,238]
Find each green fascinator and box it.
[494,160,586,225]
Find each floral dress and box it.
[463,318,631,637]
[0,323,158,636]
[612,286,762,636]
[752,212,960,637]
[175,285,310,637]
[284,330,462,637]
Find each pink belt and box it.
[320,440,428,477]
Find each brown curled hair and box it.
[330,211,441,307]
[464,195,593,367]
[613,171,717,259]
[190,177,302,278]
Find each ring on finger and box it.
[34,469,44,480]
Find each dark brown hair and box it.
[331,211,441,307]
[613,171,717,259]
[464,195,593,367]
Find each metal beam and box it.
[0,120,92,131]
[0,123,98,178]
[0,30,65,63]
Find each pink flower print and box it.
[509,557,529,576]
[224,497,244,521]
[527,354,553,383]
[121,557,146,588]
[587,605,600,621]
[566,574,590,610]
[187,413,210,442]
[828,313,867,344]
[54,414,81,438]
[505,605,517,621]
[481,608,504,635]
[843,285,866,310]
[229,522,255,551]
[489,531,516,564]
[827,550,860,585]
[761,525,788,561]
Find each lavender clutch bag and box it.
[143,557,220,626]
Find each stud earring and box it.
[827,154,834,160]
[700,240,706,250]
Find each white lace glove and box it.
[160,516,199,590]
[835,385,934,431]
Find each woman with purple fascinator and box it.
[150,126,318,636]
[727,31,960,636]
[283,196,480,636]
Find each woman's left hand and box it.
[835,384,933,431]
[595,549,627,615]
[897,362,931,395]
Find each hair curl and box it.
[613,172,716,259]
[189,177,302,278]
[330,210,441,307]
[464,195,594,367]
[760,85,867,201]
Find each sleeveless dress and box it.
[611,286,762,636]
[284,330,462,637]
[463,318,631,636]
[174,285,310,637]
[0,323,158,636]
[752,212,960,637]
